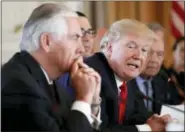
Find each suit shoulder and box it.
[84,52,106,71]
[2,58,31,84]
[2,59,42,98]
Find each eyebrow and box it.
[127,40,150,48]
[127,40,137,44]
[81,27,93,30]
[70,32,83,37]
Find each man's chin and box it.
[128,71,140,78]
[143,73,156,78]
[123,74,139,81]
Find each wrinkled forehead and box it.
[151,38,165,52]
[121,34,155,47]
[66,17,82,35]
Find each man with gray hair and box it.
[2,3,101,131]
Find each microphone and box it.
[136,91,184,113]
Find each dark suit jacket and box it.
[1,51,93,132]
[127,71,183,115]
[84,52,148,132]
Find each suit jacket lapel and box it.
[20,51,55,102]
[54,81,72,111]
[127,79,145,105]
[126,79,146,113]
[94,53,118,97]
[92,53,119,122]
[19,51,71,126]
[152,77,163,114]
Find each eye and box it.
[142,48,148,53]
[81,28,85,35]
[127,42,137,49]
[88,29,96,35]
[157,51,164,57]
[71,34,80,41]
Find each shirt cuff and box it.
[71,101,93,124]
[91,106,102,130]
[136,124,152,131]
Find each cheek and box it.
[141,55,148,65]
[159,59,164,65]
[88,41,94,49]
[181,52,184,58]
[58,47,72,67]
[175,53,181,62]
[112,50,126,64]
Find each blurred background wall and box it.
[89,1,184,68]
[1,1,184,68]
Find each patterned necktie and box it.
[143,81,153,112]
[118,81,128,124]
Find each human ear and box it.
[40,33,52,52]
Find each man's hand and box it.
[160,114,172,123]
[92,72,101,103]
[70,57,101,104]
[147,114,166,131]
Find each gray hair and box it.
[20,3,77,52]
[100,19,156,52]
[147,22,165,32]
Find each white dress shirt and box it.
[40,66,101,129]
[114,74,152,131]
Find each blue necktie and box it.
[143,81,153,112]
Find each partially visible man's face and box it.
[141,30,164,78]
[173,40,184,71]
[48,17,84,73]
[108,34,153,81]
[78,17,96,57]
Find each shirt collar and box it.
[114,74,123,88]
[40,66,53,85]
[136,76,153,85]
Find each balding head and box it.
[147,22,165,41]
[20,3,77,52]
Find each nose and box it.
[133,48,143,60]
[150,51,158,62]
[82,35,91,42]
[79,39,85,54]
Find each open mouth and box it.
[127,63,139,69]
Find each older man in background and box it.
[76,11,97,57]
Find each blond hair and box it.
[100,19,156,51]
